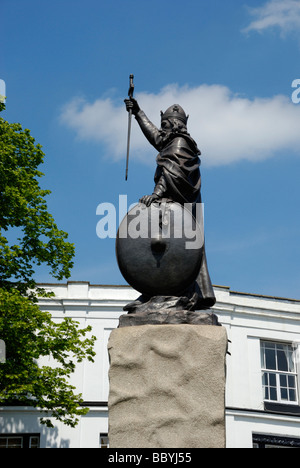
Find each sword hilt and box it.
[128,74,134,99]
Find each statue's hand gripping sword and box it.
[125,74,134,181]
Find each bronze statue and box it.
[122,96,216,312]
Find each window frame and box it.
[0,433,40,449]
[261,340,299,406]
[253,433,300,448]
[99,433,109,448]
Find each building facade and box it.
[1,281,300,448]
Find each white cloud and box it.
[243,0,300,35]
[59,83,300,167]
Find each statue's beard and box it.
[159,125,189,145]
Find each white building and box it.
[1,281,300,448]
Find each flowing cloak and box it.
[134,110,216,310]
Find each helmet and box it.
[160,104,188,125]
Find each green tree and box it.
[0,102,74,295]
[0,103,96,427]
[0,288,96,427]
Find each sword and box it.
[125,74,134,181]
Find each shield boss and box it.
[116,201,204,296]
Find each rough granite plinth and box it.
[108,325,227,448]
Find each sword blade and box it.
[125,108,132,181]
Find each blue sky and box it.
[1,0,300,299]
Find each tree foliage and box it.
[0,288,96,427]
[0,103,96,427]
[0,101,74,294]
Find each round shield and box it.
[116,201,204,296]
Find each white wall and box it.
[1,282,300,448]
[226,410,300,448]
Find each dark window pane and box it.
[265,349,276,370]
[7,438,22,448]
[280,374,287,388]
[100,433,109,449]
[288,375,296,388]
[264,387,269,400]
[270,387,278,401]
[281,388,288,400]
[265,342,276,349]
[277,350,288,371]
[289,389,296,401]
[29,437,39,449]
[269,373,276,387]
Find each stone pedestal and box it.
[108,325,227,448]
